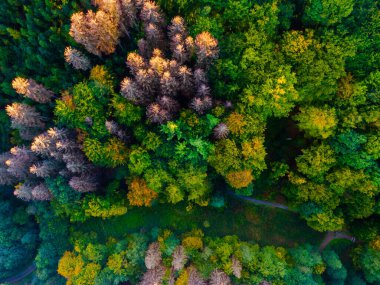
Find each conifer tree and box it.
[64,47,91,71]
[31,183,53,201]
[6,103,45,130]
[69,175,98,193]
[12,77,54,103]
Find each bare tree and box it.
[157,96,179,113]
[64,153,92,174]
[69,175,98,192]
[160,71,178,96]
[127,52,147,75]
[189,96,213,114]
[69,9,120,56]
[0,153,16,185]
[140,1,164,25]
[145,242,162,269]
[31,183,53,201]
[209,269,231,285]
[195,32,219,68]
[213,123,230,140]
[119,3,218,124]
[12,77,54,103]
[139,264,166,285]
[146,103,171,124]
[6,147,36,179]
[30,160,61,178]
[31,133,55,156]
[6,103,45,129]
[188,266,207,285]
[64,47,91,70]
[231,256,242,279]
[168,16,187,38]
[194,68,208,87]
[172,245,187,271]
[120,77,144,104]
[14,183,34,201]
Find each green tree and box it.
[303,0,354,26]
[294,106,337,139]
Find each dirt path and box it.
[229,191,357,250]
[319,231,356,250]
[229,191,294,211]
[0,263,36,284]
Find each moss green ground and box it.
[75,196,324,247]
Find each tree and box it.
[57,251,84,280]
[303,0,354,26]
[172,245,187,271]
[6,103,45,130]
[69,175,98,193]
[296,143,336,181]
[226,170,253,189]
[357,247,380,284]
[64,47,91,70]
[144,242,162,269]
[0,199,37,279]
[231,256,242,279]
[69,1,128,56]
[12,77,54,103]
[127,178,158,207]
[294,106,337,139]
[209,269,231,285]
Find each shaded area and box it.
[75,196,324,247]
[0,263,36,284]
[319,231,355,251]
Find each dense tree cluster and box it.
[58,229,352,285]
[0,0,379,283]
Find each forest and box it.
[0,0,379,284]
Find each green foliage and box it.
[296,143,336,181]
[303,0,354,26]
[357,247,380,284]
[294,106,337,139]
[1,0,379,282]
[84,137,129,167]
[55,80,110,139]
[0,197,37,279]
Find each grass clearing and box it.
[74,196,324,247]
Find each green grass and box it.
[74,196,324,247]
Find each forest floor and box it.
[0,263,36,284]
[75,196,324,247]
[319,231,356,250]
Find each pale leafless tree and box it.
[195,32,219,68]
[31,183,53,201]
[231,256,242,279]
[209,269,231,285]
[12,77,54,103]
[213,123,230,140]
[64,47,91,70]
[69,174,98,192]
[6,103,45,129]
[172,245,187,271]
[145,242,162,269]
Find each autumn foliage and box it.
[127,178,158,207]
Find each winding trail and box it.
[229,191,356,249]
[1,194,356,284]
[228,190,295,211]
[232,192,294,211]
[319,231,356,250]
[0,263,36,284]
